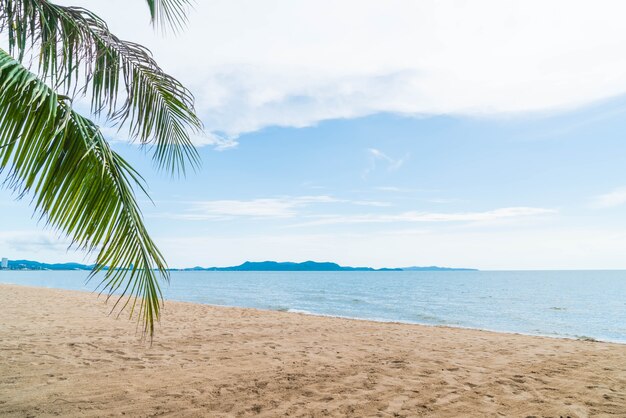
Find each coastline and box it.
[1,283,625,416]
[4,280,621,344]
[172,299,625,345]
[4,269,624,345]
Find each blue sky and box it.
[3,1,626,269]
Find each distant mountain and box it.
[4,259,94,271]
[1,259,476,272]
[185,261,401,272]
[179,261,475,272]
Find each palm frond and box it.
[0,0,202,175]
[0,48,167,337]
[145,0,193,31]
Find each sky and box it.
[3,0,626,269]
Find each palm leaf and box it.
[0,0,202,175]
[0,48,167,337]
[145,0,193,31]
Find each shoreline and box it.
[4,281,623,345]
[1,283,625,416]
[172,298,624,345]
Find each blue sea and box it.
[1,270,625,343]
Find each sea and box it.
[1,270,625,343]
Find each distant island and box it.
[0,259,477,272]
[179,261,403,271]
[1,260,97,271]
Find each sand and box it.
[0,284,625,417]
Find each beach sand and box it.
[1,284,625,417]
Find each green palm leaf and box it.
[0,48,168,337]
[0,0,202,174]
[145,0,193,31]
[0,0,202,337]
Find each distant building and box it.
[1,258,7,270]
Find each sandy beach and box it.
[1,284,625,417]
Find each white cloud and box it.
[60,0,626,142]
[190,133,238,151]
[184,197,332,219]
[158,196,390,220]
[291,207,556,227]
[373,186,433,193]
[363,148,409,177]
[155,195,554,227]
[350,201,392,208]
[375,186,406,193]
[423,198,462,204]
[591,188,626,208]
[0,231,87,263]
[367,148,408,171]
[99,126,238,150]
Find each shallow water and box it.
[2,270,625,343]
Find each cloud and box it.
[155,195,554,228]
[350,201,392,208]
[590,188,626,208]
[190,133,239,150]
[68,0,626,141]
[373,186,438,193]
[423,198,462,204]
[290,207,556,227]
[375,186,408,193]
[158,196,390,220]
[99,126,239,150]
[363,148,409,177]
[0,231,72,253]
[368,148,408,171]
[184,197,332,219]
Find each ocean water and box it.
[1,270,625,343]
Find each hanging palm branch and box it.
[0,0,201,173]
[0,0,200,337]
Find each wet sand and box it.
[1,284,625,417]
